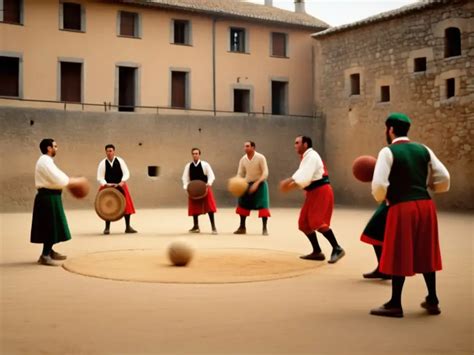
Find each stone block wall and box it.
[313,1,473,209]
[0,107,321,212]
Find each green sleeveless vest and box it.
[387,142,431,204]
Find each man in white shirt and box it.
[97,144,137,235]
[234,141,271,235]
[31,138,83,266]
[182,148,218,234]
[280,136,345,263]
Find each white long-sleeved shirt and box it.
[35,155,70,190]
[237,152,269,182]
[291,148,325,189]
[372,137,450,203]
[182,160,215,189]
[97,157,130,186]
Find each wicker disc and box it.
[94,187,126,221]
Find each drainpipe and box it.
[212,17,217,116]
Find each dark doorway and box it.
[234,89,250,113]
[171,71,187,108]
[60,62,81,102]
[0,56,20,97]
[271,81,287,115]
[118,67,136,112]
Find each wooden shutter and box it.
[61,62,81,102]
[120,12,136,37]
[272,33,286,57]
[171,72,186,108]
[3,0,21,24]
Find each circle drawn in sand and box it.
[62,249,323,284]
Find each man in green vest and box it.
[369,113,450,318]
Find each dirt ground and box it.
[0,207,472,355]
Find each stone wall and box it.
[313,1,473,209]
[0,107,322,212]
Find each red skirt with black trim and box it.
[99,183,136,215]
[379,199,442,276]
[298,184,334,234]
[188,186,217,216]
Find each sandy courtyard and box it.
[1,207,472,354]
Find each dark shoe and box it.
[233,227,246,235]
[50,250,67,260]
[300,251,326,261]
[103,228,110,235]
[37,255,57,266]
[363,269,391,280]
[421,299,441,315]
[262,229,269,236]
[189,226,200,233]
[370,304,404,318]
[125,226,138,234]
[328,246,345,264]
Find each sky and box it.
[248,0,420,27]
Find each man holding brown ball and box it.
[279,136,345,263]
[234,141,271,236]
[30,138,87,266]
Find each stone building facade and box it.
[313,0,473,209]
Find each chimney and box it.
[294,0,306,14]
[264,0,273,6]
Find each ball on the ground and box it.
[168,241,194,267]
[352,155,377,182]
[68,177,90,198]
[227,176,248,197]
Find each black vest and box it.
[105,159,123,184]
[189,162,208,183]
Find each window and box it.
[445,27,461,58]
[173,20,190,45]
[271,32,287,57]
[380,86,390,102]
[60,62,82,102]
[234,89,250,113]
[118,66,137,112]
[0,56,20,97]
[171,71,187,108]
[350,74,360,95]
[271,81,288,115]
[230,28,246,53]
[446,78,455,98]
[1,0,22,24]
[414,57,427,72]
[119,11,139,38]
[61,2,83,31]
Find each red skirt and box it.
[298,184,334,234]
[99,183,136,215]
[379,199,442,276]
[188,186,217,216]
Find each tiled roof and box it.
[111,0,329,30]
[313,0,448,38]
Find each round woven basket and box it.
[94,187,126,221]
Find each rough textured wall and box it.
[314,1,473,209]
[0,107,322,212]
